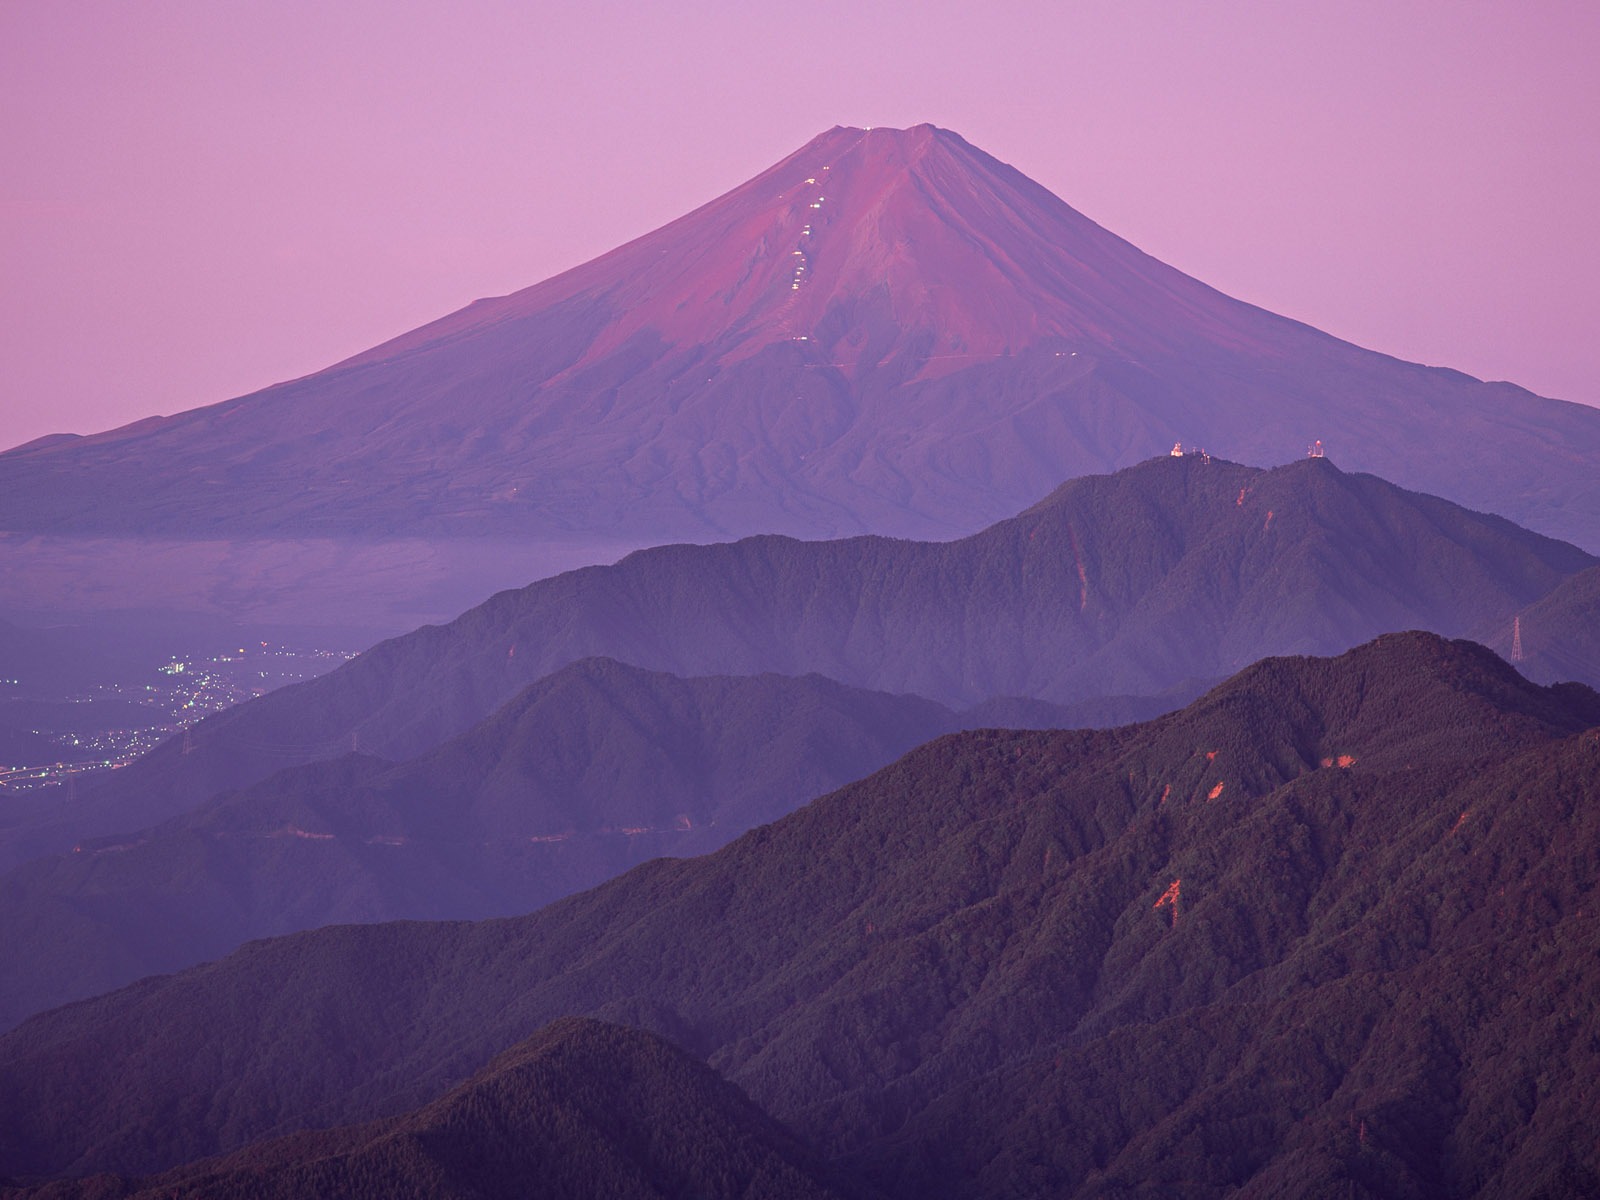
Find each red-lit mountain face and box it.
[4,124,1598,548]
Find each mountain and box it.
[0,657,1136,1031]
[2,124,1598,553]
[4,453,1584,872]
[0,1018,848,1200]
[1493,564,1600,689]
[4,633,1598,1197]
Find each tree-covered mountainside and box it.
[0,658,1136,1032]
[0,1018,849,1200]
[3,632,1597,1197]
[8,454,1587,871]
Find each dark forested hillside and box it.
[0,658,1127,1031]
[0,1018,849,1200]
[3,633,1597,1197]
[8,454,1587,871]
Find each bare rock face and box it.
[3,125,1598,551]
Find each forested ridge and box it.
[4,633,1598,1197]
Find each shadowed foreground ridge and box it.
[3,1018,847,1200]
[2,633,1598,1197]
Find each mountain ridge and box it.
[333,124,1310,375]
[0,1018,850,1200]
[3,633,1597,1197]
[3,125,1598,549]
[4,453,1585,873]
[0,657,1156,1031]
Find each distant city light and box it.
[0,642,358,791]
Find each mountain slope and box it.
[1,1018,848,1200]
[1495,564,1600,689]
[7,453,1585,871]
[0,658,1133,1031]
[3,633,1598,1198]
[2,125,1598,549]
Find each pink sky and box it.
[3,1,1597,452]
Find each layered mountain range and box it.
[0,659,1146,1031]
[5,452,1589,875]
[3,124,1598,552]
[3,120,1598,1200]
[4,633,1598,1197]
